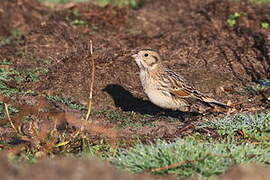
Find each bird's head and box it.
[132,49,161,71]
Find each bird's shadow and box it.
[102,84,200,119]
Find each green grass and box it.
[231,82,270,96]
[261,22,269,28]
[250,0,270,2]
[65,10,88,26]
[0,101,19,119]
[112,138,270,179]
[46,95,87,111]
[0,65,48,96]
[0,68,21,96]
[95,0,138,7]
[198,113,270,141]
[80,139,118,159]
[0,29,23,47]
[111,113,270,178]
[39,0,88,3]
[244,84,270,94]
[39,0,140,8]
[15,68,49,83]
[227,12,241,27]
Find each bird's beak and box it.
[132,54,138,59]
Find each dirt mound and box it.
[23,0,270,109]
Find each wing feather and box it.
[162,68,228,108]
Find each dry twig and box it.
[150,160,198,172]
[4,103,17,132]
[85,40,95,121]
[149,153,229,173]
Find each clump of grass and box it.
[22,68,49,82]
[95,0,139,8]
[65,10,88,26]
[39,0,88,3]
[0,29,23,47]
[39,0,140,8]
[0,59,12,65]
[0,65,48,96]
[15,68,49,83]
[0,102,19,118]
[244,83,270,94]
[80,139,117,159]
[46,95,87,111]
[198,113,270,140]
[250,0,270,3]
[112,138,270,178]
[0,68,20,96]
[227,12,241,27]
[0,83,19,97]
[261,22,269,28]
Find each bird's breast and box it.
[139,73,181,110]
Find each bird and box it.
[132,49,230,113]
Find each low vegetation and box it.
[0,62,47,97]
[39,0,140,7]
[198,113,270,141]
[112,138,269,178]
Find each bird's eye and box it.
[144,53,148,57]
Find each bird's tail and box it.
[202,97,231,108]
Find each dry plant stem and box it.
[149,153,228,173]
[4,103,17,132]
[150,160,198,172]
[85,40,94,121]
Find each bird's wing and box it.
[169,84,207,104]
[163,69,204,101]
[163,68,228,107]
[170,88,190,97]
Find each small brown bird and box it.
[132,49,229,113]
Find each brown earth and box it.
[0,0,270,178]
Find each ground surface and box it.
[0,0,269,179]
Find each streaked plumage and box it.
[132,49,229,113]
